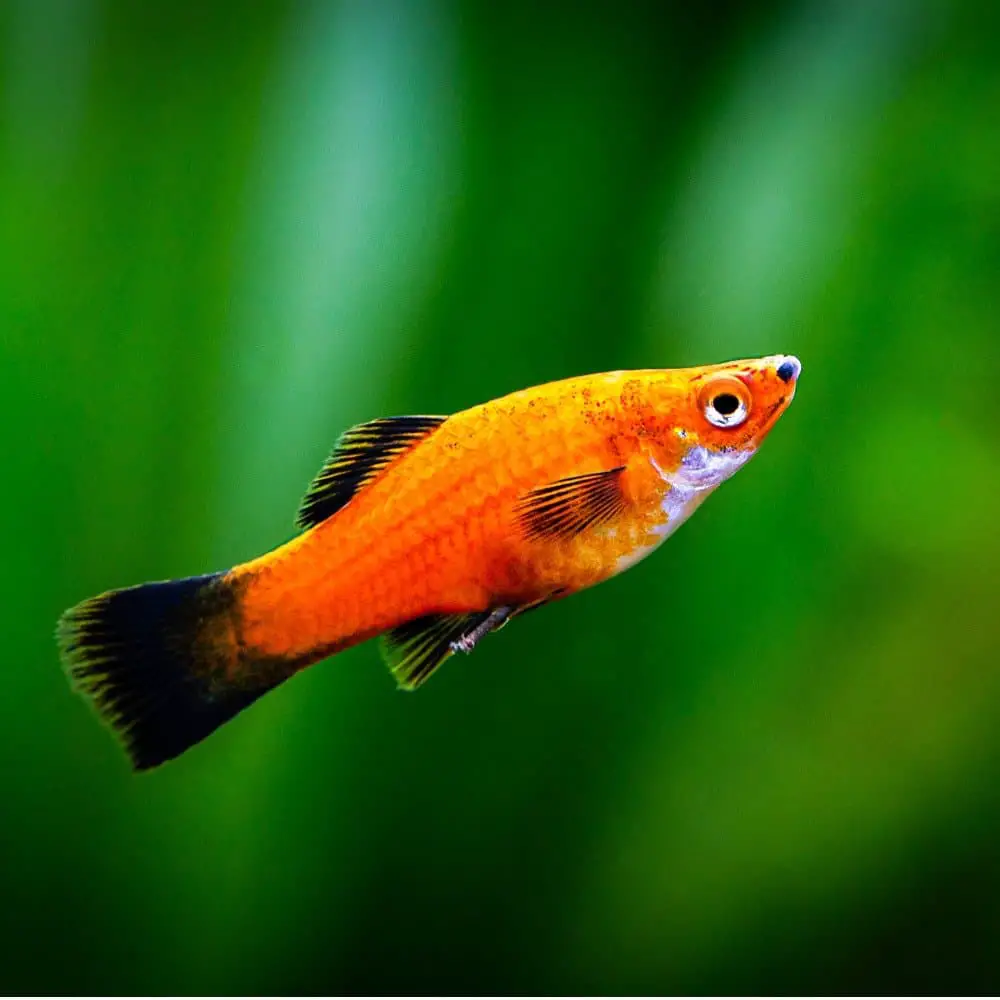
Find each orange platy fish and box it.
[58,354,800,769]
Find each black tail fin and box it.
[58,573,278,770]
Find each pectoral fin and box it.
[515,466,628,540]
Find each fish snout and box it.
[775,355,801,384]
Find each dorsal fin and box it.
[296,414,446,529]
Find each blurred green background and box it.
[3,0,1000,993]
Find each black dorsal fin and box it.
[515,466,628,540]
[296,414,446,529]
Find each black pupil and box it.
[712,393,740,416]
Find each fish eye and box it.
[712,393,740,415]
[699,377,751,429]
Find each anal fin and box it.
[383,606,518,690]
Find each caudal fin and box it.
[58,573,278,770]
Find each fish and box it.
[57,353,801,769]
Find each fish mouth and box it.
[774,355,801,384]
[767,354,800,415]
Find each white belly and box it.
[613,445,753,575]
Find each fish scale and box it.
[235,359,798,656]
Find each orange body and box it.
[232,356,799,667]
[60,353,800,769]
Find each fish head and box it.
[651,354,801,492]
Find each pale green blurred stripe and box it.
[570,0,931,987]
[209,0,460,552]
[646,0,921,361]
[2,0,97,163]
[128,0,461,988]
